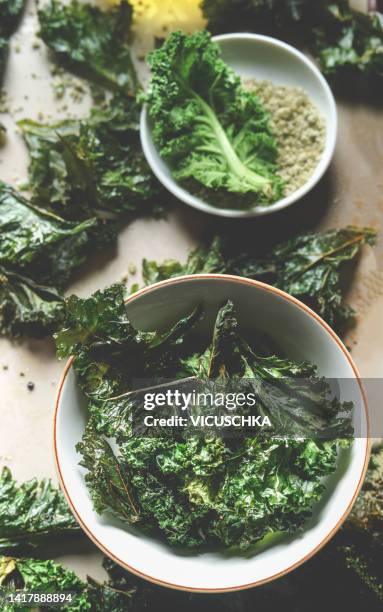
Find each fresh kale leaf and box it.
[145,30,283,208]
[0,467,80,553]
[38,0,138,95]
[141,227,376,329]
[59,284,350,551]
[19,95,164,220]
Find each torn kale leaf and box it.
[58,284,350,551]
[38,0,138,95]
[0,467,80,553]
[19,95,164,220]
[141,227,376,329]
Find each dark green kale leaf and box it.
[0,467,80,553]
[142,236,226,286]
[0,266,65,338]
[0,181,113,288]
[0,182,114,338]
[38,0,138,95]
[312,3,383,81]
[145,30,283,208]
[229,226,377,327]
[19,95,164,220]
[141,227,376,329]
[202,0,383,83]
[0,555,136,611]
[0,0,26,85]
[57,283,201,434]
[77,428,140,525]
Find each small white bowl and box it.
[54,275,369,592]
[141,33,338,218]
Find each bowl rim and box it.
[140,32,338,219]
[53,274,370,593]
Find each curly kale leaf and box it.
[19,95,164,220]
[145,30,283,208]
[0,0,26,84]
[141,227,376,329]
[0,467,80,553]
[38,0,138,95]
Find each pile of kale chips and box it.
[0,446,382,610]
[56,283,352,550]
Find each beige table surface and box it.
[0,0,382,582]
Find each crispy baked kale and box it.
[0,0,26,84]
[0,467,80,553]
[141,227,376,329]
[0,451,382,610]
[0,555,136,611]
[38,0,138,95]
[0,182,114,338]
[19,95,164,220]
[57,284,351,551]
[202,0,383,83]
[145,30,283,208]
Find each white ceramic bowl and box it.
[141,33,338,218]
[54,275,369,592]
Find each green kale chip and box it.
[145,30,283,208]
[58,283,351,551]
[0,267,65,338]
[0,467,80,553]
[1,452,382,609]
[0,182,114,338]
[0,182,112,287]
[202,0,383,83]
[312,2,383,81]
[38,0,138,95]
[19,95,164,220]
[141,227,376,329]
[0,555,137,611]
